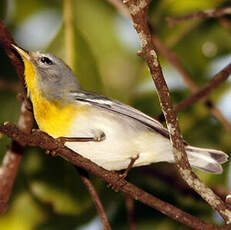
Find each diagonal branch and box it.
[76,168,112,230]
[151,32,231,133]
[166,7,231,27]
[123,0,231,225]
[1,122,231,230]
[174,63,231,113]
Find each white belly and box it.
[64,107,173,170]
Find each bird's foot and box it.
[107,154,139,192]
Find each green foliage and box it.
[0,0,231,229]
[46,26,103,93]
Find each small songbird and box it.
[12,44,228,174]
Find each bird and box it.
[12,44,228,174]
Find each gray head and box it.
[12,44,80,102]
[29,51,81,101]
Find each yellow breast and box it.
[33,94,86,137]
[23,59,88,137]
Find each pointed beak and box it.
[11,44,31,61]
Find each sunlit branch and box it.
[123,0,231,225]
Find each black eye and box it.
[40,57,53,65]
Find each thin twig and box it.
[0,20,34,214]
[1,122,231,230]
[174,63,231,113]
[76,168,112,230]
[125,195,136,230]
[124,0,231,224]
[166,7,231,27]
[151,32,231,133]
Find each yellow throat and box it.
[23,58,80,138]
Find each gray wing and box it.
[71,90,170,139]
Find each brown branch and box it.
[123,0,231,225]
[125,195,136,230]
[166,7,231,27]
[0,20,34,214]
[1,123,230,230]
[174,63,231,113]
[151,32,231,133]
[76,168,112,230]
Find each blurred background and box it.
[0,0,231,229]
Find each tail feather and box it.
[185,146,229,174]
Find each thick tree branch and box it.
[166,7,231,27]
[123,0,231,225]
[0,20,34,214]
[1,122,230,230]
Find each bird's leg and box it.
[119,154,139,180]
[46,132,106,157]
[57,131,105,143]
[108,154,139,192]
